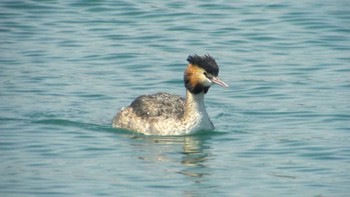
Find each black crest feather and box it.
[187,54,219,76]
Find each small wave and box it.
[32,119,115,133]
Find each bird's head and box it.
[184,54,228,94]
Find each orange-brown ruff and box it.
[112,54,228,135]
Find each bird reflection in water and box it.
[130,134,212,179]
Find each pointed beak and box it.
[211,76,229,87]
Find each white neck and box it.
[181,90,214,133]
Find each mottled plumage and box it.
[129,92,185,119]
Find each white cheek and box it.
[201,78,213,87]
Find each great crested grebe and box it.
[112,54,228,135]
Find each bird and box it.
[112,54,228,136]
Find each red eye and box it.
[203,72,212,79]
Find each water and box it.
[1,0,349,196]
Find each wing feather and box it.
[129,92,185,119]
